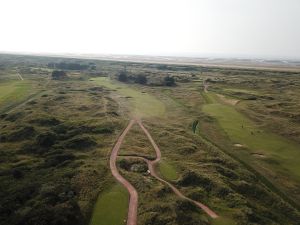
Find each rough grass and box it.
[120,123,157,159]
[158,160,178,180]
[91,77,165,117]
[89,184,128,225]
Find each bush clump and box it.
[4,112,24,122]
[118,71,128,82]
[65,135,97,150]
[31,117,60,126]
[5,126,35,141]
[164,76,176,86]
[175,200,208,225]
[52,70,67,80]
[36,132,57,148]
[178,171,214,191]
[44,153,75,167]
[135,75,147,84]
[12,169,24,179]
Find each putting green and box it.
[89,184,128,225]
[202,92,300,181]
[91,77,165,117]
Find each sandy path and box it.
[109,119,138,225]
[110,119,218,225]
[17,73,24,81]
[203,80,209,93]
[136,120,218,219]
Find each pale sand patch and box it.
[217,94,240,105]
[252,153,266,158]
[234,143,244,147]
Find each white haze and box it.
[0,0,300,59]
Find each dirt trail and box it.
[136,120,218,219]
[17,73,24,81]
[203,80,209,93]
[110,119,218,225]
[109,119,138,225]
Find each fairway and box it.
[158,160,178,180]
[211,216,237,225]
[89,184,128,225]
[91,77,165,117]
[0,80,32,109]
[202,92,300,182]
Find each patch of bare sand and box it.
[234,143,244,147]
[252,153,266,158]
[217,94,239,105]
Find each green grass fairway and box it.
[91,77,165,117]
[0,80,32,109]
[89,184,128,225]
[202,92,300,182]
[159,160,178,180]
[211,216,236,225]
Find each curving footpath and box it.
[109,119,138,225]
[109,119,218,225]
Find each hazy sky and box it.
[0,0,299,59]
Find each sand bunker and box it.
[234,143,244,147]
[217,94,239,105]
[252,153,266,158]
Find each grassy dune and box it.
[91,77,165,117]
[89,184,128,225]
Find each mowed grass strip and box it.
[91,77,165,117]
[211,216,237,225]
[159,160,178,181]
[89,184,128,225]
[0,80,32,108]
[202,92,300,181]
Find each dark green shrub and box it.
[135,75,147,84]
[187,187,208,202]
[44,153,75,167]
[36,132,57,148]
[215,165,239,180]
[164,76,175,86]
[4,112,24,122]
[118,71,128,82]
[12,169,24,179]
[144,212,170,225]
[175,200,208,225]
[155,186,172,198]
[52,70,67,80]
[31,117,60,126]
[65,136,96,150]
[118,159,131,170]
[6,126,35,141]
[92,126,114,134]
[178,171,214,191]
